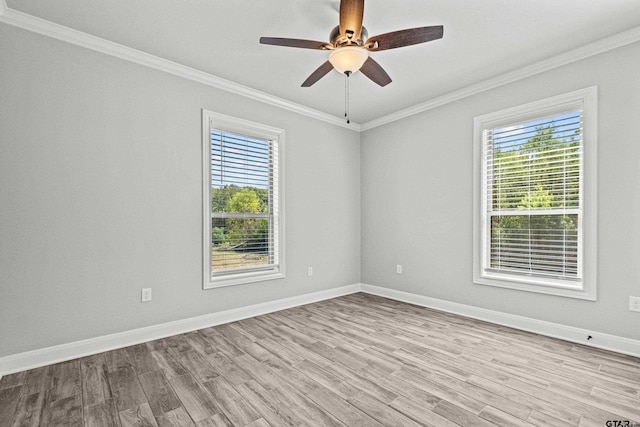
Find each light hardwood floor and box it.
[1,293,639,426]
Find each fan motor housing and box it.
[330,25,368,47]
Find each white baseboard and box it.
[360,283,640,358]
[2,282,638,380]
[0,284,360,377]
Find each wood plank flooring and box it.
[1,293,639,426]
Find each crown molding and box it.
[0,5,361,132]
[361,25,640,131]
[1,3,638,133]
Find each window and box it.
[202,110,284,288]
[473,87,597,299]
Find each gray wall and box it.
[0,24,361,356]
[2,19,640,359]
[361,41,640,340]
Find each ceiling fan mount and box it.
[259,0,443,87]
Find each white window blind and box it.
[202,110,284,289]
[210,129,279,275]
[484,111,583,280]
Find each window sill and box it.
[474,273,596,301]
[204,270,284,289]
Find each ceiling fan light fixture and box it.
[328,46,368,74]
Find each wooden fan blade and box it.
[359,57,391,87]
[366,26,443,51]
[301,61,335,87]
[260,37,329,50]
[339,0,365,41]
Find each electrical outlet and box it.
[141,288,152,302]
[630,296,640,312]
[308,267,313,277]
[396,264,403,274]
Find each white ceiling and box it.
[5,0,640,125]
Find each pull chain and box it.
[344,71,351,124]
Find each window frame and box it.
[472,87,597,300]
[202,110,285,289]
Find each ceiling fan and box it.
[259,0,444,88]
